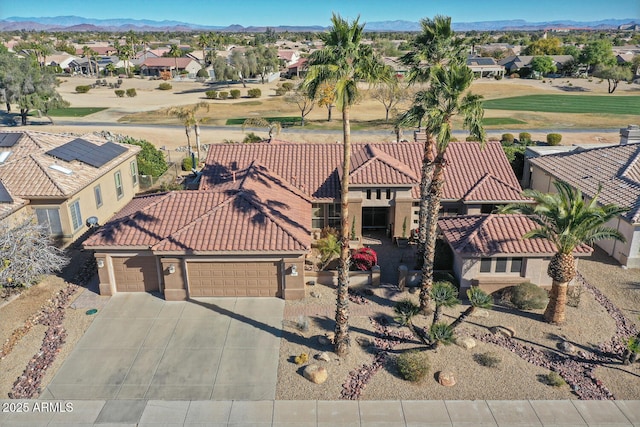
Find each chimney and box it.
[413,129,427,143]
[232,171,236,182]
[619,125,640,145]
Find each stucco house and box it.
[0,131,140,245]
[139,57,202,77]
[498,55,575,75]
[528,131,640,268]
[438,214,592,292]
[85,136,528,301]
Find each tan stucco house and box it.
[0,131,140,245]
[85,137,529,301]
[529,139,640,268]
[438,214,592,292]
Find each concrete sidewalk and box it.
[1,399,639,426]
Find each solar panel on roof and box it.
[0,133,21,147]
[0,181,13,204]
[45,138,128,168]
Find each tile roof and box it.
[141,57,197,68]
[85,163,311,253]
[530,143,640,223]
[0,131,139,199]
[462,173,524,203]
[439,214,593,257]
[201,141,526,203]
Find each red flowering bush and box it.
[351,247,378,271]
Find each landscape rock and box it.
[456,336,477,349]
[471,309,490,318]
[315,352,331,362]
[310,291,321,299]
[490,326,515,338]
[355,336,374,348]
[558,340,576,353]
[303,364,328,384]
[437,371,456,387]
[318,333,334,345]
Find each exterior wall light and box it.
[290,265,298,276]
[168,264,176,274]
[97,259,105,268]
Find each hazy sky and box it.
[1,0,638,26]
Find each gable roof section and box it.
[85,164,311,253]
[0,131,139,199]
[439,214,593,257]
[202,141,523,203]
[462,173,525,203]
[530,144,640,223]
[141,57,196,68]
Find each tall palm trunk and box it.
[419,152,444,312]
[194,123,202,163]
[335,106,351,357]
[184,126,192,156]
[544,252,576,324]
[450,306,475,329]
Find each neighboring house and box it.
[67,57,100,75]
[286,58,308,78]
[278,49,301,67]
[499,55,575,75]
[466,56,505,78]
[382,57,409,77]
[0,131,140,245]
[74,45,117,56]
[84,163,311,301]
[438,214,592,292]
[139,57,201,77]
[86,136,527,300]
[528,128,640,268]
[44,53,78,70]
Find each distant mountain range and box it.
[0,15,636,32]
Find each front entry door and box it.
[362,207,388,229]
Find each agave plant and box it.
[428,322,455,349]
[394,299,429,346]
[450,287,493,330]
[429,281,460,324]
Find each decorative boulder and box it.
[315,352,331,362]
[456,337,477,350]
[303,365,328,384]
[490,326,515,338]
[437,371,456,387]
[471,309,490,318]
[558,340,576,353]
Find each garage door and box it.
[187,261,280,297]
[112,257,160,292]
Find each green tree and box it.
[523,37,564,55]
[285,85,315,126]
[316,81,336,121]
[370,74,410,122]
[580,39,616,74]
[530,56,557,76]
[82,46,98,76]
[400,16,485,313]
[120,137,168,177]
[593,64,633,93]
[302,13,388,357]
[168,44,182,77]
[499,181,628,324]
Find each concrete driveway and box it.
[42,293,283,400]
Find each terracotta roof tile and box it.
[201,141,524,203]
[531,144,640,223]
[463,173,525,202]
[439,214,593,256]
[85,164,311,253]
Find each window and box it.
[327,203,341,228]
[481,204,495,214]
[35,208,62,236]
[130,161,138,186]
[311,203,323,229]
[386,188,391,199]
[376,189,381,199]
[114,171,123,199]
[511,257,523,273]
[69,200,82,231]
[495,258,508,273]
[366,189,371,200]
[480,258,492,273]
[94,185,103,208]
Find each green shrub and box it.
[281,82,294,91]
[494,74,503,80]
[294,353,309,365]
[545,371,566,387]
[120,137,168,177]
[546,133,562,146]
[196,68,209,78]
[205,90,218,99]
[274,87,287,96]
[230,89,241,99]
[158,82,172,90]
[243,132,262,144]
[247,88,261,98]
[114,89,125,98]
[219,91,229,99]
[181,156,199,171]
[511,282,548,310]
[75,85,91,93]
[126,88,137,97]
[396,350,430,382]
[519,132,532,144]
[501,133,515,145]
[474,352,502,368]
[465,135,480,142]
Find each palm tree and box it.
[302,13,389,356]
[499,181,628,324]
[401,62,485,313]
[430,281,459,324]
[315,233,341,271]
[168,44,182,77]
[394,299,429,346]
[241,117,282,142]
[168,102,210,161]
[450,287,493,329]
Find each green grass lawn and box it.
[482,117,527,126]
[47,107,108,117]
[483,95,640,115]
[226,116,302,126]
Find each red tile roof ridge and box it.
[462,172,526,202]
[451,214,492,253]
[243,161,314,203]
[111,191,171,221]
[349,144,419,183]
